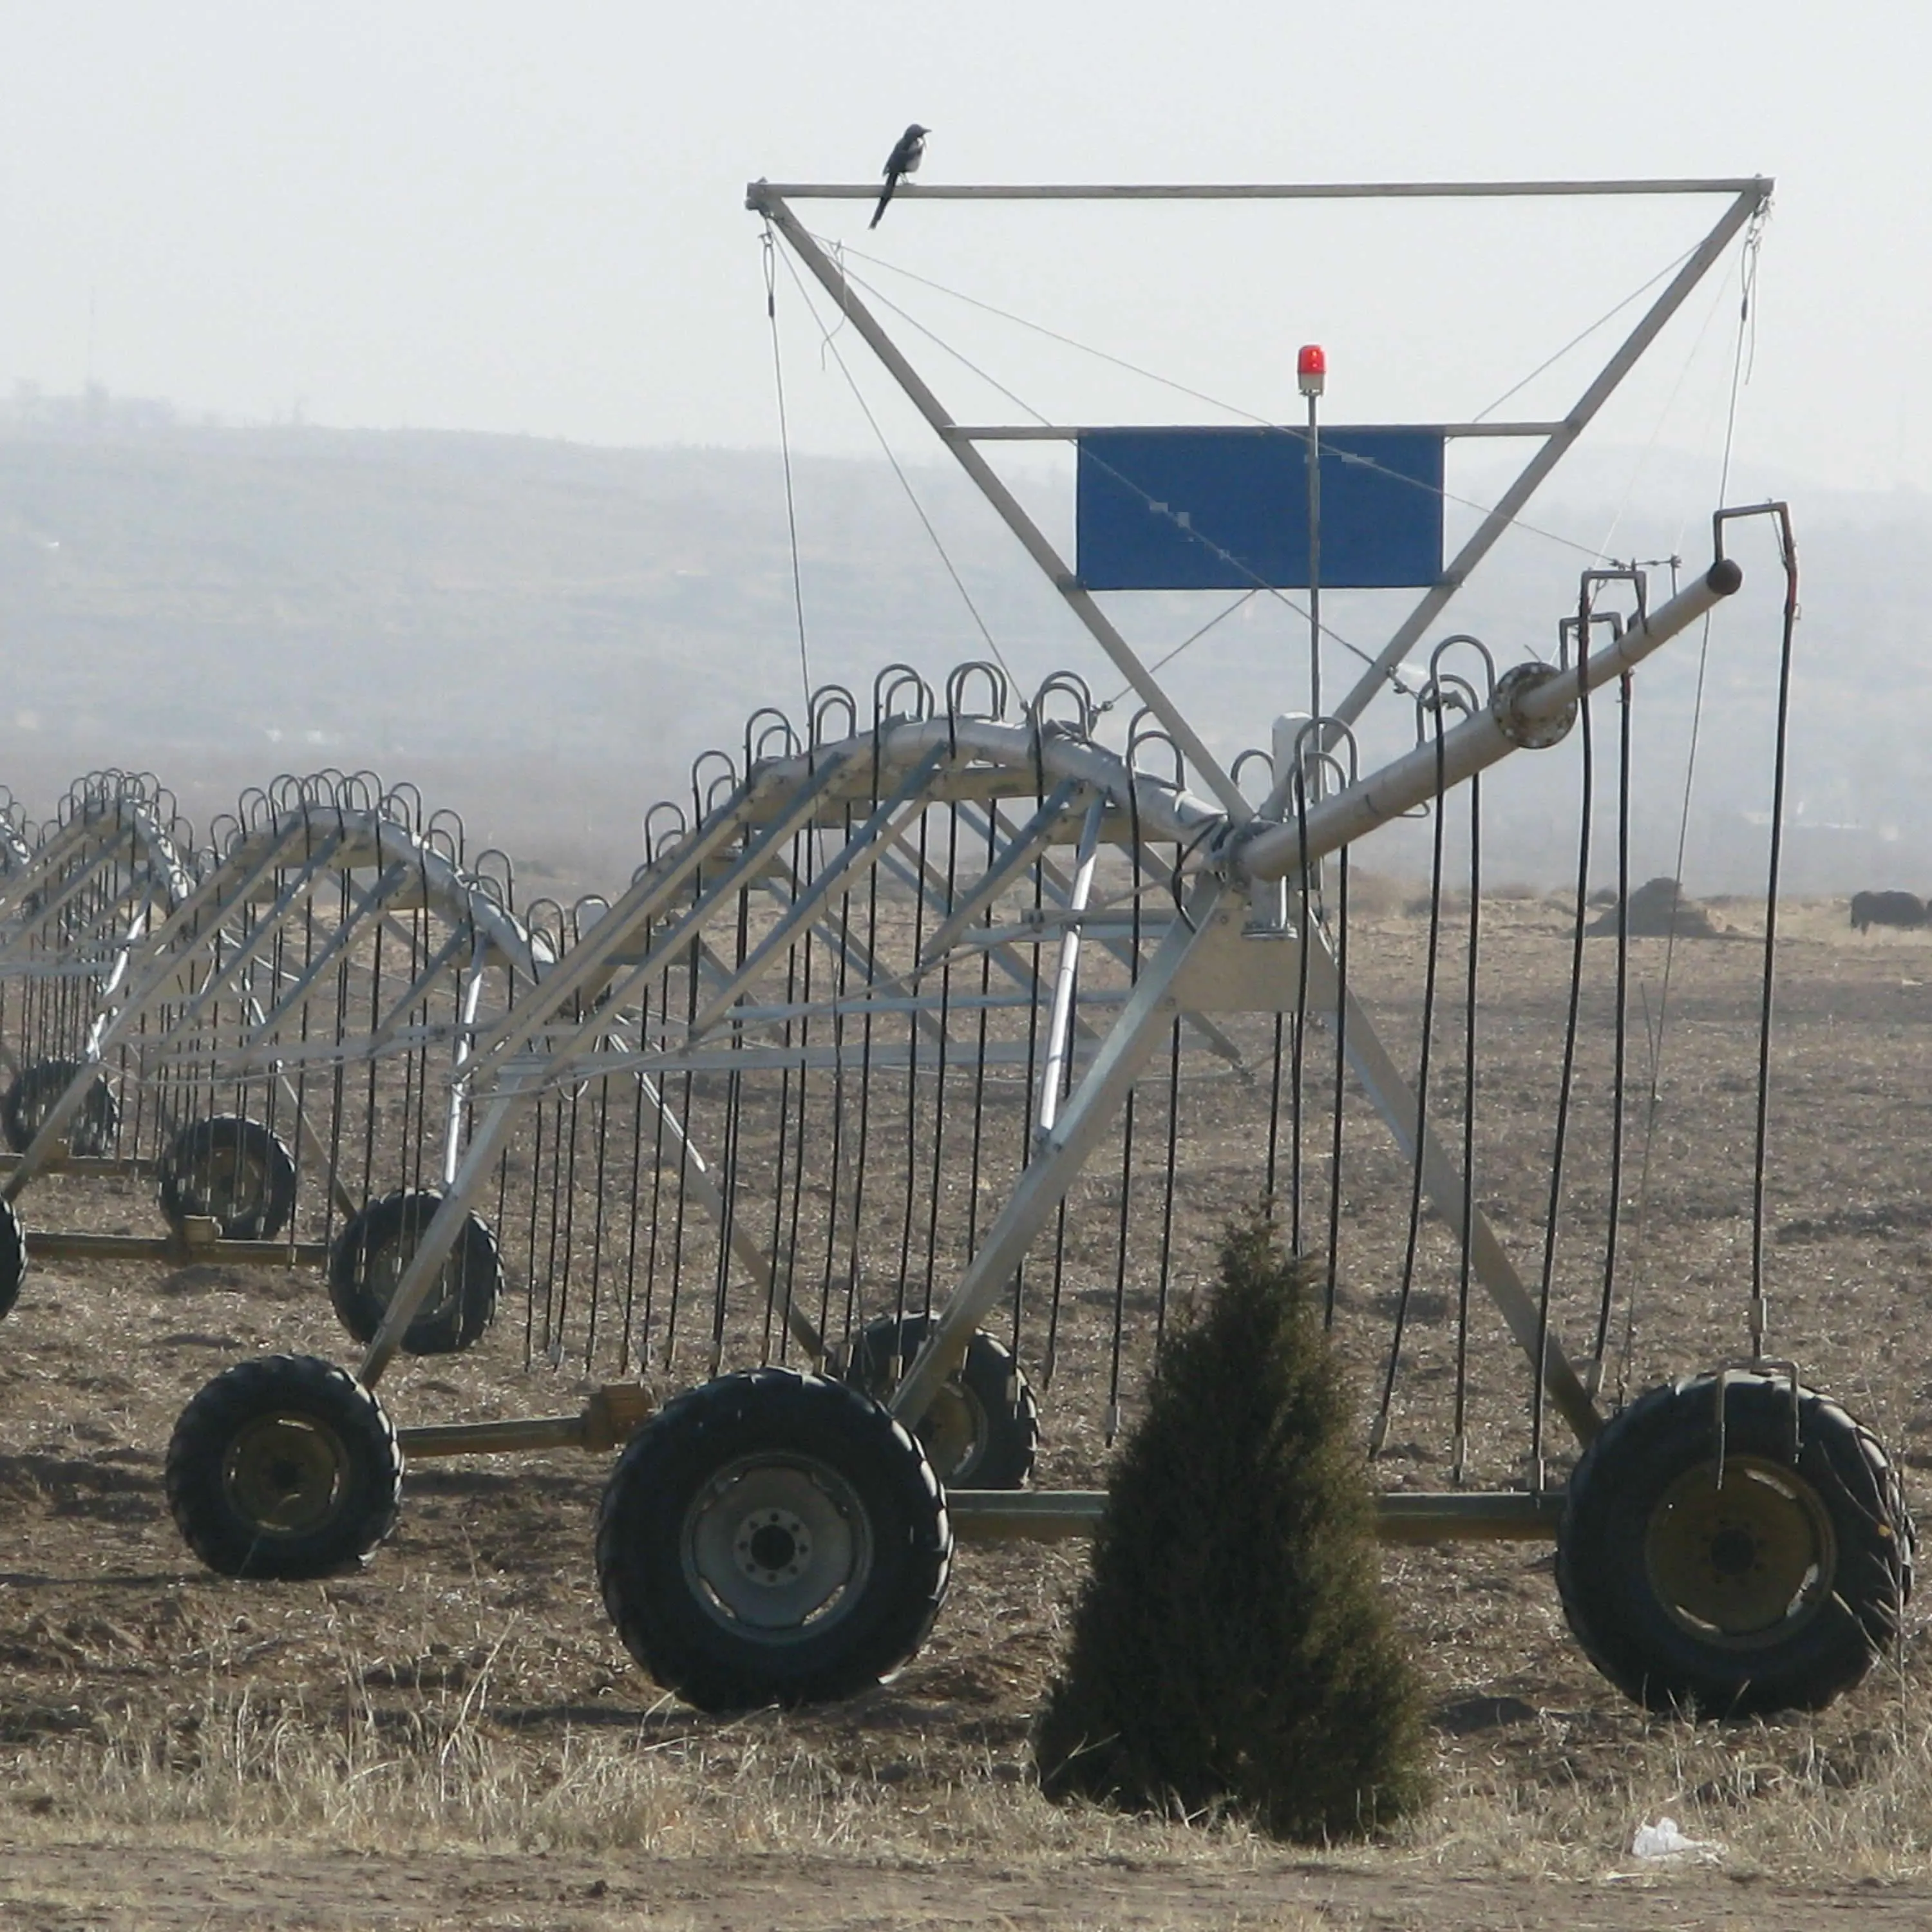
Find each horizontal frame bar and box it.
[946,1488,1566,1542]
[26,1229,328,1267]
[750,179,1765,203]
[950,422,1568,442]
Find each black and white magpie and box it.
[870,124,929,229]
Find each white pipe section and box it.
[1037,800,1104,1137]
[1235,560,1742,885]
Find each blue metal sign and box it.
[1075,426,1445,591]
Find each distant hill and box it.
[1,413,1926,894]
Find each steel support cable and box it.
[772,246,1015,683]
[1531,623,1597,1483]
[1594,254,1739,565]
[1620,223,1759,1401]
[824,258,1401,700]
[1373,699,1455,1456]
[1473,241,1705,422]
[829,238,1760,752]
[829,235,1667,564]
[1101,594,1264,715]
[762,225,815,715]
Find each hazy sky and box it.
[3,3,1926,495]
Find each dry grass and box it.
[10,1578,1932,1889]
[1419,1658,1932,1882]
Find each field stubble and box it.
[5,895,1932,1927]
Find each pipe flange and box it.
[1490,662,1576,750]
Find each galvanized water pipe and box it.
[1233,560,1742,886]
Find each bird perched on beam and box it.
[870,124,929,229]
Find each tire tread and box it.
[597,1367,951,1712]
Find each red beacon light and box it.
[1297,343,1327,398]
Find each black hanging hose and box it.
[1374,692,1455,1456]
[1531,607,1598,1481]
[1452,762,1482,1485]
[1289,769,1315,1262]
[1591,671,1636,1371]
[1323,842,1350,1332]
[1739,505,1801,1359]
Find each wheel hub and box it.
[1645,1454,1836,1646]
[223,1414,350,1536]
[685,1455,869,1638]
[739,1510,811,1582]
[190,1149,258,1217]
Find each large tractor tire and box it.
[327,1189,500,1356]
[838,1312,1039,1489]
[1557,1371,1911,1717]
[597,1368,952,1712]
[167,1354,403,1580]
[157,1116,298,1241]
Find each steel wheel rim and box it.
[191,1146,262,1220]
[916,1383,987,1484]
[223,1412,351,1537]
[682,1454,872,1640]
[1644,1453,1837,1647]
[370,1227,461,1326]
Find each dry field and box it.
[5,892,1932,1929]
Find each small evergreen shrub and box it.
[1034,1218,1429,1841]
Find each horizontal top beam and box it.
[950,421,1568,442]
[748,178,1770,204]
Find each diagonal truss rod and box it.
[1329,179,1769,729]
[751,189,1249,820]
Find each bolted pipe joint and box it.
[1490,663,1578,750]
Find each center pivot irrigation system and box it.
[149,175,1909,1720]
[0,770,574,1343]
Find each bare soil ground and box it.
[6,895,1932,1929]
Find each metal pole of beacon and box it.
[1298,342,1326,873]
